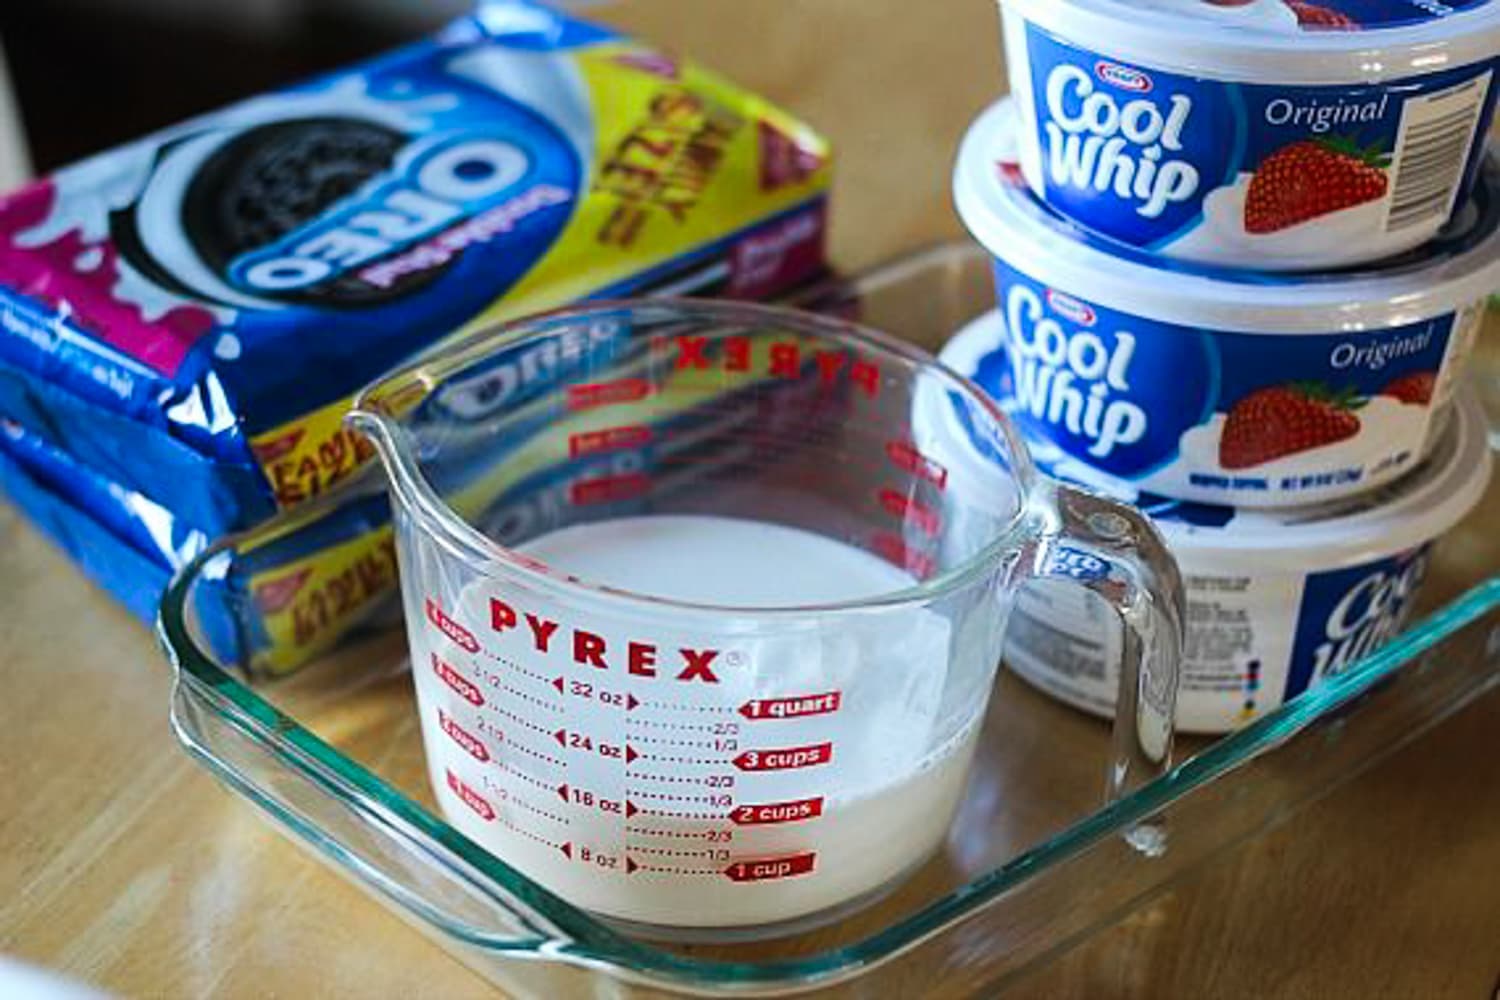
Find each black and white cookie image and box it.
[184,117,436,306]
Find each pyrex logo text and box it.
[1042,64,1198,218]
[490,596,724,684]
[1309,552,1427,682]
[1006,284,1146,458]
[231,135,531,292]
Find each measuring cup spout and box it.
[344,406,427,518]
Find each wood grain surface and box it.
[2,2,1499,996]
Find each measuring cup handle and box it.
[1022,481,1185,854]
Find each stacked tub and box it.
[945,0,1500,732]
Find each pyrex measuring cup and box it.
[347,300,1183,936]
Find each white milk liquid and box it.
[412,515,985,930]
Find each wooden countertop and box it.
[3,2,1499,996]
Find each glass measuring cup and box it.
[347,299,1183,937]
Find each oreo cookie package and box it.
[0,3,831,536]
[0,419,198,623]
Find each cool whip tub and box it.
[999,0,1500,269]
[954,100,1500,507]
[937,311,1492,734]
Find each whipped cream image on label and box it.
[1000,0,1500,268]
[953,99,1500,507]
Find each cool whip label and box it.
[980,260,1471,504]
[1006,544,1432,733]
[1018,24,1497,264]
[1285,544,1432,692]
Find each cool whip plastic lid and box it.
[936,309,1493,572]
[954,100,1500,333]
[1001,0,1500,84]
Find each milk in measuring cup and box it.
[411,515,985,930]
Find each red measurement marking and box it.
[628,846,711,858]
[877,488,942,537]
[445,770,495,821]
[626,718,716,732]
[511,796,567,825]
[643,700,733,714]
[626,825,710,840]
[432,654,484,707]
[630,774,716,787]
[497,763,553,792]
[630,791,724,803]
[507,740,566,769]
[871,533,936,579]
[630,860,718,877]
[491,705,553,738]
[730,796,824,826]
[641,752,719,764]
[632,736,717,748]
[567,377,651,410]
[499,816,570,856]
[569,425,653,458]
[482,652,553,687]
[497,681,562,713]
[570,472,652,505]
[885,440,949,490]
[426,599,479,652]
[640,807,724,820]
[725,853,817,882]
[438,710,490,762]
[733,743,832,772]
[739,692,840,721]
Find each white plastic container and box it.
[998,0,1500,269]
[953,99,1500,508]
[936,309,1492,734]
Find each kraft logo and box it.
[1046,289,1096,327]
[1095,61,1152,93]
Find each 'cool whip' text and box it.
[1043,64,1198,218]
[1006,285,1146,458]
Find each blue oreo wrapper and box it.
[0,3,831,537]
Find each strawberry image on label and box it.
[1245,139,1389,234]
[1219,383,1363,469]
[1382,371,1437,406]
[1283,1,1358,29]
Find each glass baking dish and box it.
[158,244,1500,997]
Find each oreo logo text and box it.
[231,135,530,293]
[1005,284,1146,459]
[1042,64,1198,219]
